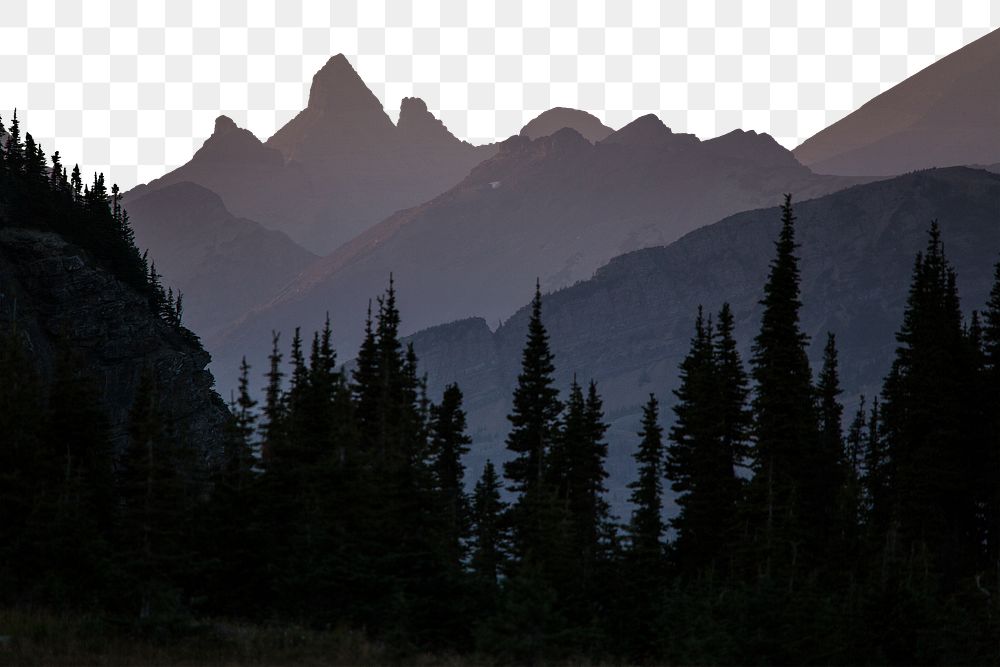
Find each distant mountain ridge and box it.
[520,107,613,143]
[211,114,859,394]
[405,166,1000,510]
[794,27,1000,175]
[125,182,318,340]
[128,54,497,254]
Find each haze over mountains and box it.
[127,54,496,254]
[213,115,857,387]
[116,27,1000,408]
[408,167,1000,507]
[794,28,1000,175]
[126,182,317,340]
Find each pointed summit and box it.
[521,107,613,143]
[265,54,395,161]
[397,96,461,146]
[306,54,385,115]
[194,114,280,165]
[213,114,239,134]
[601,114,694,149]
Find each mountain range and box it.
[127,54,496,254]
[125,182,318,339]
[115,28,1000,429]
[211,117,857,389]
[408,167,1000,508]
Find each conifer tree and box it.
[747,194,824,577]
[50,151,62,189]
[227,357,257,486]
[574,381,611,564]
[667,308,739,573]
[430,383,473,568]
[504,282,562,496]
[861,397,888,526]
[503,282,564,567]
[5,110,22,170]
[843,396,867,527]
[471,460,506,585]
[880,223,981,577]
[352,301,381,451]
[817,333,844,451]
[622,393,667,662]
[23,133,45,180]
[70,164,82,200]
[627,393,665,561]
[714,302,752,468]
[816,333,847,514]
[260,331,284,466]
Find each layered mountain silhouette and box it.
[127,54,496,253]
[406,166,1000,508]
[520,107,613,142]
[794,27,1000,176]
[125,182,317,340]
[211,116,857,389]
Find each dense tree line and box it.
[0,112,183,328]
[3,131,1000,662]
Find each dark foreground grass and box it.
[0,608,466,666]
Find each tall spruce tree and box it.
[880,223,982,578]
[714,303,752,470]
[666,308,739,574]
[471,460,507,585]
[430,383,473,569]
[504,282,562,496]
[627,393,666,562]
[747,194,825,578]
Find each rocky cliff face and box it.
[0,228,228,462]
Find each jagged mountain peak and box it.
[265,53,395,162]
[190,114,275,165]
[213,114,239,134]
[305,53,384,114]
[396,96,460,145]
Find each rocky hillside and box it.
[407,167,1000,511]
[125,182,318,340]
[0,227,228,460]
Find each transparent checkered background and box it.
[0,0,997,190]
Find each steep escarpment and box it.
[0,227,228,460]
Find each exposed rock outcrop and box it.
[0,228,228,462]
